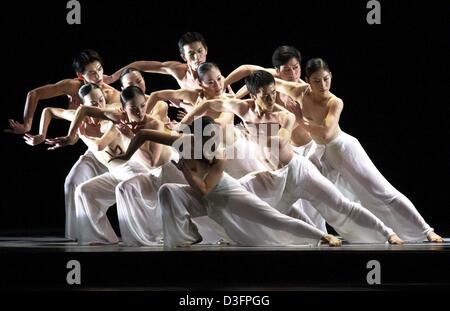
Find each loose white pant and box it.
[158,173,325,247]
[311,132,433,241]
[64,150,108,240]
[74,161,148,245]
[240,154,395,243]
[291,141,328,233]
[115,156,230,246]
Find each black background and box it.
[1,0,449,236]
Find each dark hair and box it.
[178,32,207,54]
[119,67,142,86]
[197,62,220,81]
[245,70,275,95]
[120,85,145,108]
[72,49,103,74]
[78,83,102,103]
[305,58,330,79]
[272,46,301,69]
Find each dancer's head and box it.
[246,70,277,111]
[197,62,224,98]
[178,32,208,71]
[305,58,332,94]
[73,49,104,84]
[120,86,147,122]
[120,68,146,94]
[78,83,106,108]
[272,45,301,82]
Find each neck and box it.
[187,65,198,80]
[312,90,331,102]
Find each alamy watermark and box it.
[66,0,81,25]
[367,0,381,25]
[171,123,280,163]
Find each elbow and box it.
[27,90,38,100]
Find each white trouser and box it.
[291,141,327,233]
[310,131,433,241]
[74,161,148,245]
[64,150,108,240]
[240,154,395,243]
[115,156,229,246]
[158,173,325,247]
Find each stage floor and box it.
[1,236,449,290]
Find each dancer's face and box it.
[121,71,146,94]
[200,67,224,97]
[181,41,208,71]
[124,94,147,122]
[81,61,104,84]
[82,88,106,108]
[307,69,332,94]
[277,57,301,82]
[253,83,277,111]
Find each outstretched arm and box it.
[274,78,310,101]
[180,98,249,125]
[110,129,183,162]
[78,122,120,152]
[224,65,276,87]
[24,107,76,146]
[104,61,185,84]
[145,89,198,114]
[6,79,80,134]
[44,105,123,149]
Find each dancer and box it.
[111,116,342,247]
[274,58,443,243]
[6,49,120,134]
[181,70,403,244]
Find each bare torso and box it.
[302,92,342,144]
[241,101,295,169]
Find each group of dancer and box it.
[6,32,443,247]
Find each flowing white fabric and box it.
[239,154,395,243]
[158,173,326,247]
[310,131,433,241]
[64,150,108,240]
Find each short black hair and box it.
[72,49,103,74]
[197,62,220,81]
[120,85,145,108]
[178,32,207,54]
[245,70,275,95]
[78,83,102,103]
[272,46,301,69]
[305,58,330,79]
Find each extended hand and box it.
[45,136,75,150]
[5,119,29,134]
[23,133,45,146]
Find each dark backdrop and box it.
[1,0,449,236]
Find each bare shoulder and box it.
[171,62,189,78]
[328,95,344,109]
[58,78,82,93]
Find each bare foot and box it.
[322,234,342,247]
[427,231,444,243]
[388,234,403,245]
